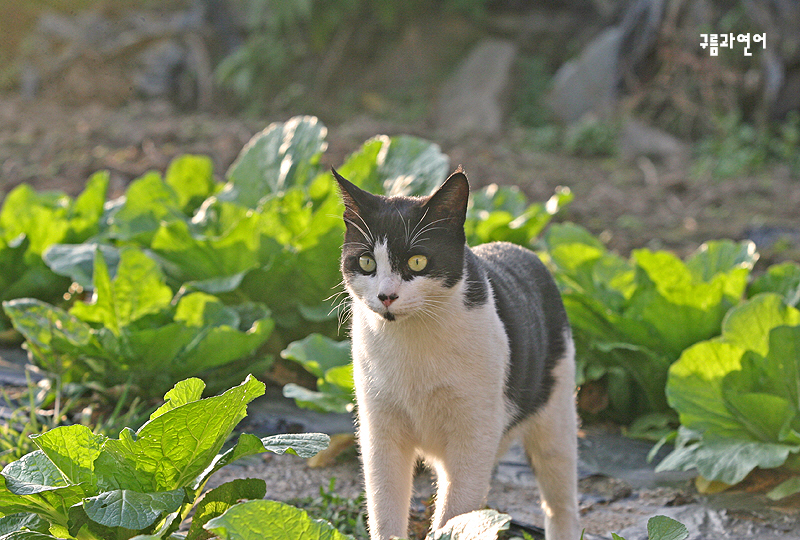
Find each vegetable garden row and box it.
[0,115,798,538]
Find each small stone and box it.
[436,38,518,140]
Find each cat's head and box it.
[333,168,470,322]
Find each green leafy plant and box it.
[656,293,800,498]
[466,184,572,247]
[0,172,107,332]
[693,111,800,178]
[611,515,689,540]
[281,334,354,414]
[287,478,367,539]
[542,223,758,426]
[3,248,274,398]
[748,260,800,307]
[0,375,330,540]
[563,116,619,157]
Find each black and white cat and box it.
[333,167,580,540]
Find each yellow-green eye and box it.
[358,255,376,272]
[408,255,428,272]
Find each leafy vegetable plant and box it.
[542,223,758,425]
[0,173,107,332]
[3,248,274,398]
[657,293,800,498]
[0,375,330,539]
[281,334,354,414]
[611,515,689,540]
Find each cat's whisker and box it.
[408,207,431,241]
[344,217,374,246]
[397,208,411,246]
[409,218,450,248]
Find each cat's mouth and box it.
[383,311,396,322]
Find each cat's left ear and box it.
[331,167,379,218]
[424,167,470,226]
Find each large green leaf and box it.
[760,325,800,410]
[0,514,50,536]
[95,375,265,493]
[204,499,353,540]
[280,334,354,413]
[224,116,327,206]
[259,433,332,458]
[377,135,449,196]
[465,185,571,247]
[0,172,107,255]
[2,298,105,376]
[682,295,800,444]
[82,489,185,530]
[186,479,266,540]
[3,299,95,354]
[666,339,750,438]
[163,295,274,378]
[749,261,800,306]
[280,334,351,379]
[1,452,69,496]
[685,240,757,282]
[104,171,182,243]
[70,248,173,335]
[336,134,449,196]
[0,174,107,325]
[164,154,217,214]
[656,428,797,485]
[30,425,106,494]
[628,248,743,356]
[0,531,61,539]
[150,212,262,283]
[43,243,120,289]
[646,515,689,540]
[149,378,206,420]
[719,293,800,356]
[282,383,354,414]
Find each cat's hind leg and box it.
[521,338,580,540]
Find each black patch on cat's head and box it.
[333,167,470,288]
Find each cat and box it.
[333,166,580,540]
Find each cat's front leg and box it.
[428,419,503,532]
[359,411,416,540]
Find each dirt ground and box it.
[2,93,800,539]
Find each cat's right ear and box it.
[332,167,377,219]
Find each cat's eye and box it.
[358,255,376,273]
[408,255,428,272]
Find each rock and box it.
[134,39,189,99]
[546,27,622,124]
[436,38,517,140]
[619,118,689,166]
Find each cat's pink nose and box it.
[378,293,398,307]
